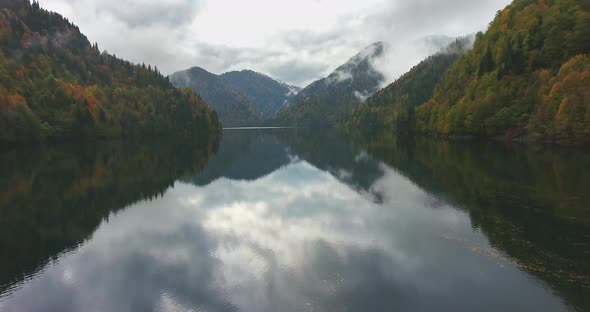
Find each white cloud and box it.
[39,0,512,86]
[354,90,371,102]
[325,69,353,85]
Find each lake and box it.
[0,129,589,312]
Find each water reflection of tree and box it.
[352,133,590,311]
[0,136,219,295]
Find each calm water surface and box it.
[0,130,589,311]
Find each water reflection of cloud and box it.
[178,161,566,311]
[0,160,569,312]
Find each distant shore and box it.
[223,127,295,130]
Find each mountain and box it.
[170,67,301,126]
[170,67,260,127]
[414,0,590,144]
[273,42,386,128]
[220,70,300,118]
[0,0,220,143]
[344,37,473,135]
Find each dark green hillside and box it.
[0,0,220,143]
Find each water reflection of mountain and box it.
[189,129,590,310]
[189,130,292,185]
[354,135,590,311]
[0,137,218,295]
[188,130,384,197]
[272,130,590,310]
[275,130,385,201]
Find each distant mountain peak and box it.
[322,42,385,88]
[344,41,386,67]
[266,75,302,96]
[274,42,388,127]
[171,67,300,123]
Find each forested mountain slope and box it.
[170,67,301,126]
[273,42,386,128]
[344,38,473,135]
[415,0,590,144]
[170,67,260,127]
[220,70,300,118]
[0,0,220,143]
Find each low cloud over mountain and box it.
[40,0,510,86]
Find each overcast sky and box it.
[39,0,511,87]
